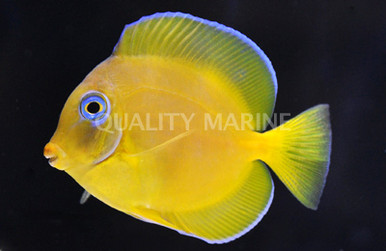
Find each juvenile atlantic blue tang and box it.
[44,12,331,243]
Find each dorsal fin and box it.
[113,12,277,131]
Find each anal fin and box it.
[134,161,274,243]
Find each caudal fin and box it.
[260,104,331,209]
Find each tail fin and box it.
[260,104,331,209]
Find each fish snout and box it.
[43,142,66,169]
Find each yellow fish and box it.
[43,12,331,243]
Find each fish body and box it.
[44,12,331,243]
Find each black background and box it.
[1,0,385,250]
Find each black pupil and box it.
[87,102,101,114]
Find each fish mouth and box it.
[47,156,58,166]
[43,142,66,169]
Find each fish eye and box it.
[80,91,110,123]
[86,101,102,114]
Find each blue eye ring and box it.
[80,91,110,124]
